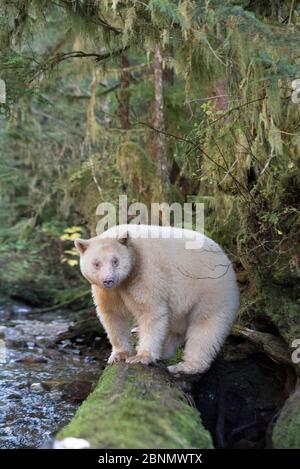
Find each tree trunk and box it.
[56,363,213,449]
[152,44,170,200]
[119,54,130,130]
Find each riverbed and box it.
[0,299,106,448]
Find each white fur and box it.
[77,225,240,375]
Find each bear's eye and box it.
[112,257,119,267]
[93,260,101,270]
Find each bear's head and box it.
[74,233,134,289]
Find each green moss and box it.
[69,154,123,234]
[116,141,159,202]
[272,389,300,449]
[162,347,184,366]
[57,363,213,449]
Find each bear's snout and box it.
[103,278,115,288]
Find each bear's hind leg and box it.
[161,333,183,360]
[168,313,230,375]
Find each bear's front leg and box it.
[92,285,133,364]
[96,308,133,365]
[126,306,168,365]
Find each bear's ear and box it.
[117,231,129,246]
[74,238,90,254]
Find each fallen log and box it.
[231,325,291,366]
[55,363,213,449]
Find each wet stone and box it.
[11,305,32,315]
[26,342,36,349]
[30,383,44,393]
[7,393,22,400]
[16,354,48,364]
[61,380,93,403]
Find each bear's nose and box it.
[103,279,114,288]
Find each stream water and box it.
[0,299,104,449]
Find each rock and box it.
[59,339,72,348]
[55,313,104,345]
[30,383,44,392]
[6,339,28,348]
[0,326,7,337]
[61,380,93,402]
[83,356,95,364]
[40,380,66,391]
[16,353,48,364]
[7,392,22,400]
[26,341,36,349]
[272,387,300,448]
[11,304,32,315]
[43,349,62,360]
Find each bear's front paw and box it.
[107,350,130,365]
[126,352,154,365]
[167,361,205,375]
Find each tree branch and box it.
[30,47,129,83]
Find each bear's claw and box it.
[167,361,204,375]
[107,351,130,364]
[126,353,153,365]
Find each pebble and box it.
[61,380,93,402]
[7,392,22,400]
[30,383,44,392]
[12,305,32,315]
[16,354,48,364]
[36,335,45,341]
[84,356,95,363]
[26,342,36,349]
[60,340,72,348]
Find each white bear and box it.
[75,224,239,374]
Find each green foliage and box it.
[0,231,82,305]
[116,141,158,201]
[0,0,299,339]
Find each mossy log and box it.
[272,388,300,449]
[56,363,213,449]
